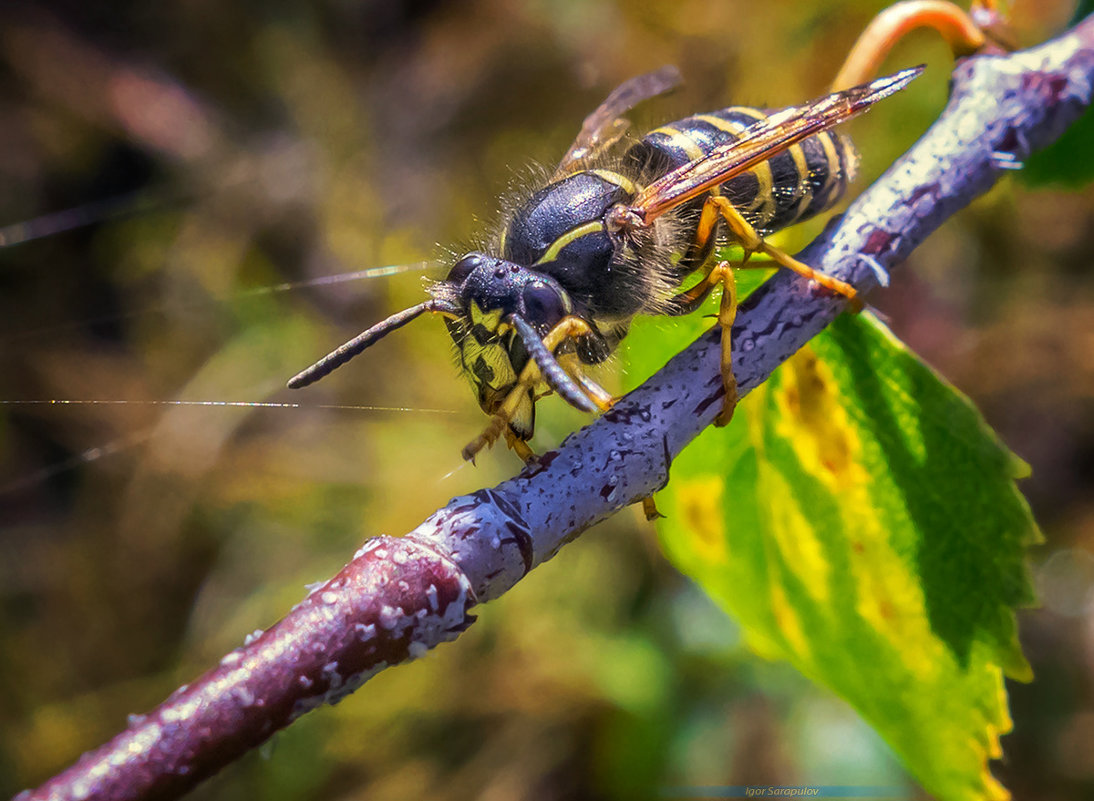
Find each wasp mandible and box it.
[288,2,999,463]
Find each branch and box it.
[23,18,1094,801]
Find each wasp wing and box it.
[616,66,923,227]
[554,65,683,177]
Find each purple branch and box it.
[23,17,1094,801]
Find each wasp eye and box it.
[521,282,569,328]
[446,253,483,284]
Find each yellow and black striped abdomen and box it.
[624,105,857,233]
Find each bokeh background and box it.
[1,1,1091,798]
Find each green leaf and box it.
[1020,102,1094,187]
[1020,1,1094,187]
[625,310,1039,801]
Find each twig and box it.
[22,16,1094,801]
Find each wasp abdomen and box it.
[625,106,857,234]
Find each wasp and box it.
[286,64,922,462]
[286,2,1006,465]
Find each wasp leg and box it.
[526,316,614,411]
[557,352,616,412]
[705,194,862,310]
[668,259,740,426]
[462,316,610,462]
[504,428,538,464]
[832,0,1008,91]
[641,496,665,521]
[712,263,739,426]
[463,361,541,462]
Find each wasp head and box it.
[431,252,573,437]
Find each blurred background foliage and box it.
[0,1,1091,799]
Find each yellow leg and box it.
[714,264,739,427]
[557,352,616,412]
[641,496,664,521]
[667,258,740,427]
[661,194,734,316]
[463,359,542,462]
[705,195,862,310]
[462,316,610,462]
[832,1,1007,91]
[504,429,538,464]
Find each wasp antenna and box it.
[510,315,596,413]
[288,299,457,389]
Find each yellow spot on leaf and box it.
[769,581,810,660]
[773,347,861,487]
[675,477,728,564]
[760,468,831,604]
[771,347,943,677]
